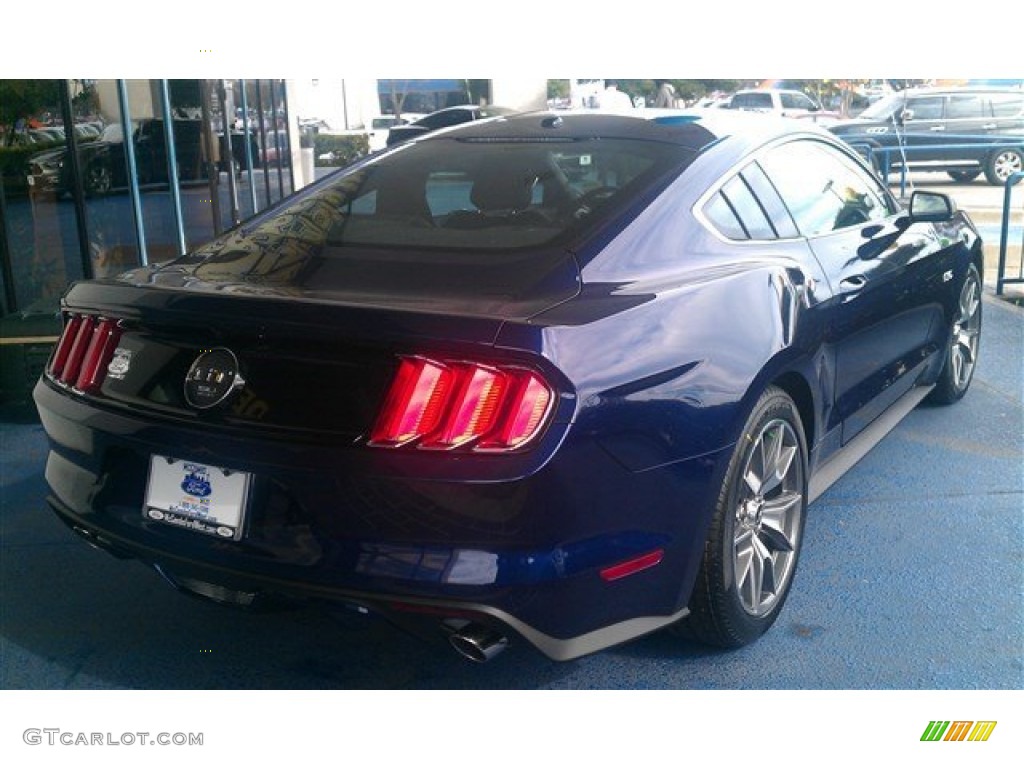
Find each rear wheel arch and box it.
[676,384,809,647]
[771,371,816,453]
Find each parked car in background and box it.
[34,111,982,663]
[28,119,263,196]
[366,114,424,152]
[385,105,515,146]
[261,130,290,166]
[828,86,1024,185]
[723,89,838,123]
[28,120,206,196]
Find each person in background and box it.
[594,80,634,111]
[654,80,678,108]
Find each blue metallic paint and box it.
[32,111,982,659]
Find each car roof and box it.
[421,109,830,153]
[898,85,1024,96]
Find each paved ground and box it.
[1,292,1020,691]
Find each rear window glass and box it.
[278,136,693,251]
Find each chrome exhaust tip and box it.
[448,622,509,663]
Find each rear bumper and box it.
[34,378,726,659]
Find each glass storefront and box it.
[0,78,295,402]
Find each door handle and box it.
[840,275,868,291]
[929,126,945,131]
[982,123,997,130]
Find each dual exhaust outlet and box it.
[446,621,509,663]
[151,563,510,662]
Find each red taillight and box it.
[48,313,85,380]
[47,313,123,393]
[370,356,555,452]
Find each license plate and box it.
[144,456,251,540]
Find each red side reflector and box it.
[599,549,665,582]
[370,356,555,453]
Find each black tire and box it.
[983,148,1023,186]
[679,386,808,648]
[84,162,112,196]
[927,263,982,405]
[947,170,981,183]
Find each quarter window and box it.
[721,176,775,239]
[703,193,748,240]
[990,93,1024,118]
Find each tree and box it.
[0,79,60,145]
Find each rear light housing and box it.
[46,313,123,394]
[369,355,555,453]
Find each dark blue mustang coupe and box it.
[33,110,983,662]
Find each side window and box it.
[781,92,815,110]
[701,162,798,242]
[946,95,982,119]
[733,93,771,109]
[741,162,799,239]
[990,93,1024,118]
[721,176,775,239]
[905,96,944,120]
[759,140,895,237]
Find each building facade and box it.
[0,77,546,402]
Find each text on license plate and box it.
[144,456,251,540]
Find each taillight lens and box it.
[370,356,554,452]
[47,313,123,394]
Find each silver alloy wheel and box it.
[950,269,982,391]
[733,418,804,617]
[992,150,1022,182]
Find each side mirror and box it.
[908,190,956,223]
[898,108,914,124]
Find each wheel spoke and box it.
[758,492,801,552]
[743,465,763,496]
[735,530,768,612]
[951,347,964,386]
[955,333,976,362]
[960,282,979,323]
[759,426,793,497]
[734,528,756,599]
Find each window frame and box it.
[695,135,900,245]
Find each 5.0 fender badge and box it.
[184,348,246,409]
